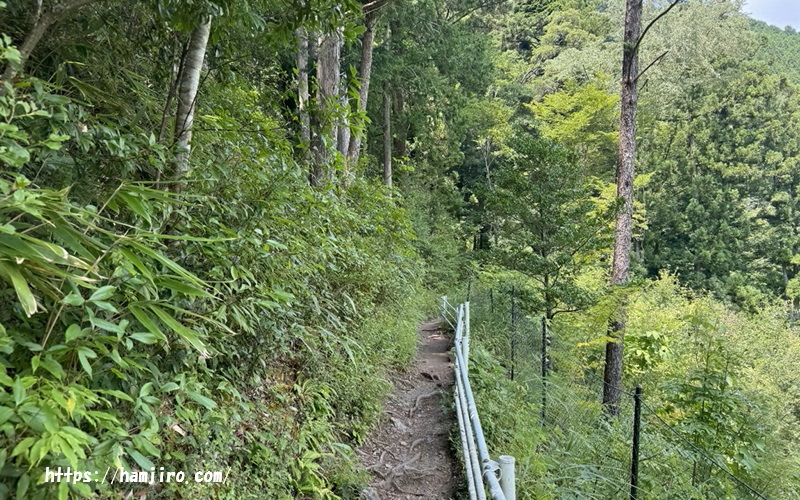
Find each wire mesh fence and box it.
[463,284,771,499]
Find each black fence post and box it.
[541,316,547,422]
[630,385,642,499]
[510,286,516,381]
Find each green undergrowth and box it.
[464,274,800,499]
[0,71,443,498]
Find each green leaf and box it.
[129,332,159,344]
[39,356,65,380]
[11,437,35,457]
[117,192,152,225]
[149,305,207,353]
[187,390,217,410]
[139,382,154,398]
[127,240,204,286]
[126,448,155,470]
[95,389,134,403]
[89,285,116,302]
[129,306,168,343]
[12,378,25,406]
[89,310,124,334]
[62,292,85,306]
[118,248,154,280]
[0,261,36,317]
[15,473,29,499]
[160,382,179,392]
[65,324,84,342]
[133,434,161,458]
[155,276,212,298]
[0,407,13,426]
[77,347,96,377]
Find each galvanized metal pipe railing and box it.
[442,297,516,500]
[441,295,458,328]
[453,304,484,500]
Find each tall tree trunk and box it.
[1,0,101,86]
[393,87,406,159]
[311,29,342,185]
[309,34,324,185]
[346,11,378,167]
[383,81,392,188]
[335,26,349,159]
[296,28,310,148]
[173,19,211,182]
[602,0,642,417]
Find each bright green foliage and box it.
[0,171,226,497]
[467,273,800,498]
[486,135,612,319]
[4,0,800,497]
[529,78,619,176]
[0,6,430,494]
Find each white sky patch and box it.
[744,0,800,30]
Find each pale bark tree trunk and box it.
[309,34,324,185]
[174,20,211,181]
[383,80,392,188]
[346,11,378,168]
[1,0,101,85]
[296,28,310,148]
[311,29,342,185]
[602,0,641,417]
[337,51,350,159]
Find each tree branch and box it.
[362,0,394,15]
[635,50,669,83]
[631,0,682,56]
[2,0,104,85]
[448,0,505,24]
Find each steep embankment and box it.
[358,319,458,499]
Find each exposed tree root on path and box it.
[358,319,458,499]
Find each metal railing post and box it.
[498,455,516,500]
[464,301,471,369]
[630,386,642,500]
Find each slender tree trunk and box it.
[296,28,310,148]
[173,19,211,182]
[603,0,642,417]
[337,74,350,159]
[393,87,406,159]
[309,34,324,185]
[383,81,392,187]
[155,37,186,188]
[1,0,101,85]
[159,36,187,143]
[311,29,342,185]
[346,11,378,167]
[335,25,349,159]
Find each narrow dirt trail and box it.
[358,319,458,499]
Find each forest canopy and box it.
[1,0,799,498]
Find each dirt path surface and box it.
[358,319,458,499]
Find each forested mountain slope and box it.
[1,0,800,498]
[752,19,800,84]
